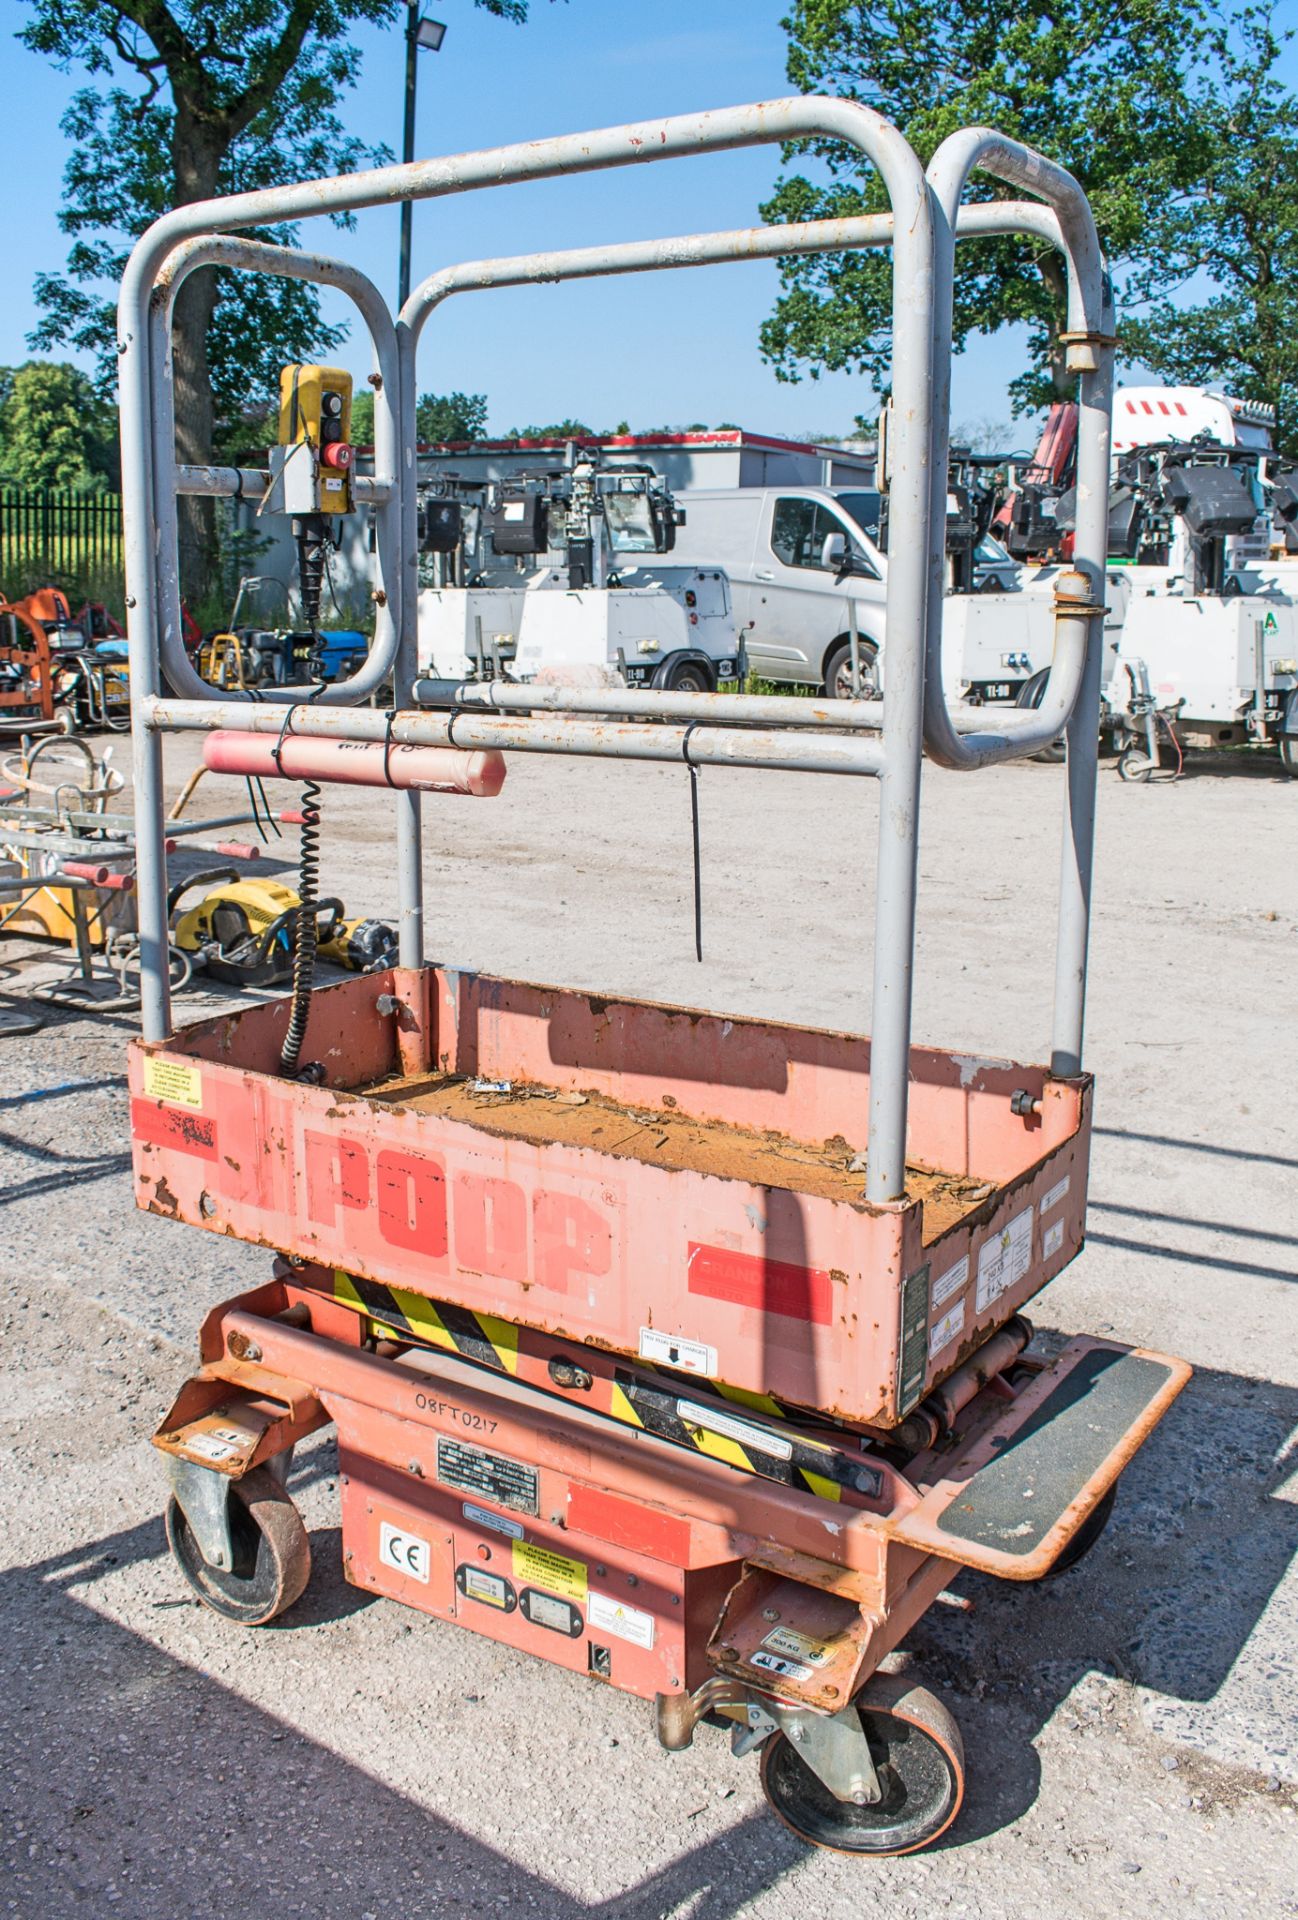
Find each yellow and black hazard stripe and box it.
[609,1369,883,1503]
[333,1270,519,1375]
[324,1270,882,1506]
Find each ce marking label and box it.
[379,1521,431,1584]
[413,1391,498,1435]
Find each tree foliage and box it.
[505,417,594,440]
[1122,7,1298,456]
[761,0,1211,412]
[418,391,490,443]
[19,0,537,581]
[0,360,119,490]
[343,387,489,444]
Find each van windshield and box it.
[834,490,882,539]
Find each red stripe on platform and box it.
[131,1098,218,1160]
[686,1243,833,1325]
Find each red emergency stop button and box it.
[322,442,353,470]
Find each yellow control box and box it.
[277,364,354,515]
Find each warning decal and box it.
[761,1625,837,1668]
[750,1649,813,1682]
[976,1207,1034,1312]
[143,1056,203,1110]
[512,1539,588,1603]
[588,1590,655,1649]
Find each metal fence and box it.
[0,487,124,584]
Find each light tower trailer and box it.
[1104,443,1298,778]
[417,445,742,693]
[121,102,1188,1857]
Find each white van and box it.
[673,485,1052,700]
[673,486,885,695]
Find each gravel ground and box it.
[1,733,1295,1919]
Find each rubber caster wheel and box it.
[165,1466,311,1625]
[759,1673,964,1856]
[1040,1481,1118,1580]
[1118,747,1155,783]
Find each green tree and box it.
[19,0,535,586]
[417,391,490,443]
[0,360,118,490]
[345,387,488,444]
[1122,7,1298,457]
[506,417,593,440]
[760,0,1210,412]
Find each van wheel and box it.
[824,639,880,701]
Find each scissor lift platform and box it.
[131,965,1096,1429]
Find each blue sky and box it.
[0,0,1277,443]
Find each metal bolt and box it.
[548,1510,565,1527]
[407,1459,423,1477]
[625,1573,638,1587]
[762,1607,780,1622]
[789,1726,805,1744]
[851,1789,869,1805]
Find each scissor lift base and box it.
[153,1277,1187,1852]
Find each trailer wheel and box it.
[1279,737,1298,778]
[660,656,715,694]
[1118,746,1155,783]
[165,1466,311,1625]
[823,638,880,701]
[759,1673,964,1856]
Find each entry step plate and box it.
[887,1338,1191,1579]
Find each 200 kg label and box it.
[413,1392,497,1434]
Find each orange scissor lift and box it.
[120,102,1189,1855]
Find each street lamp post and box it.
[399,8,447,310]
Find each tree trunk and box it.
[1038,253,1074,404]
[170,111,224,606]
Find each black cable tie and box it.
[682,722,704,964]
[271,702,301,776]
[382,707,400,787]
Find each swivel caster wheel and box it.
[1118,746,1155,783]
[759,1673,964,1856]
[165,1466,311,1625]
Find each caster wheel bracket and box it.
[767,1699,884,1806]
[165,1456,235,1572]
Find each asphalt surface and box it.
[1,733,1295,1918]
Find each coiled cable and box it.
[278,777,321,1078]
